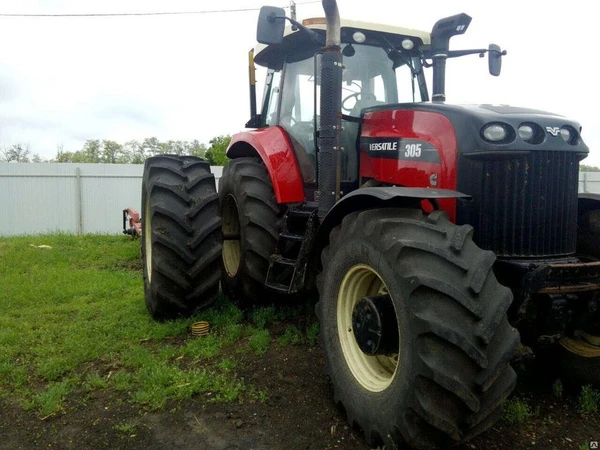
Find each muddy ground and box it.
[1,337,598,450]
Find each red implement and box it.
[122,208,142,237]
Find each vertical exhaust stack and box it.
[317,0,342,219]
[430,13,471,102]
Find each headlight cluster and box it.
[480,122,580,145]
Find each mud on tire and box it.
[218,157,285,304]
[316,208,520,449]
[142,155,221,320]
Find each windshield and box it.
[340,44,426,113]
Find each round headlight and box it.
[560,127,572,142]
[482,124,508,142]
[518,124,535,140]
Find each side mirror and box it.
[488,44,504,76]
[257,6,286,45]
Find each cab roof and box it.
[254,18,431,70]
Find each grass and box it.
[0,235,248,416]
[553,379,563,399]
[248,328,271,354]
[278,324,304,346]
[578,385,600,413]
[503,398,532,425]
[0,234,321,418]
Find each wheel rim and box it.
[337,264,399,392]
[560,332,600,358]
[144,195,152,283]
[222,194,242,277]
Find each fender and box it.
[312,186,470,256]
[227,127,305,204]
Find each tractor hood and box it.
[361,102,589,155]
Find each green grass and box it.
[0,234,323,418]
[0,234,247,416]
[578,385,600,413]
[115,420,137,436]
[503,398,532,425]
[306,322,319,346]
[248,328,271,355]
[278,324,304,346]
[552,379,563,399]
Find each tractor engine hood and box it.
[359,102,588,258]
[361,102,589,156]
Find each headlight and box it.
[517,122,544,144]
[560,126,579,145]
[482,123,510,142]
[560,127,572,142]
[518,124,534,140]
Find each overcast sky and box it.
[0,0,598,165]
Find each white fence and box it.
[1,163,600,236]
[0,163,222,236]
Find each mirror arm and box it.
[285,17,326,46]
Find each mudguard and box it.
[227,127,305,204]
[313,186,470,254]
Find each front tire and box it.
[316,208,519,449]
[142,155,221,320]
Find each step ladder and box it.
[265,202,319,295]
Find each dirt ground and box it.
[1,335,598,450]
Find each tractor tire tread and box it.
[316,208,518,449]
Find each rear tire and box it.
[316,208,519,449]
[218,157,284,304]
[142,155,221,320]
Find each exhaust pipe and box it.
[317,0,342,218]
[322,0,340,47]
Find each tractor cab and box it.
[249,19,430,191]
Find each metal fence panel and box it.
[2,162,598,236]
[0,163,222,236]
[579,171,600,194]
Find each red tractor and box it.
[141,1,600,448]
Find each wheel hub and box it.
[352,294,399,355]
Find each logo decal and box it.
[362,137,440,164]
[546,126,561,137]
[368,141,398,152]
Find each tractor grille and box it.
[478,150,579,257]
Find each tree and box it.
[580,164,600,172]
[124,140,146,164]
[205,135,231,166]
[46,136,225,164]
[188,139,207,158]
[101,140,126,164]
[1,144,31,162]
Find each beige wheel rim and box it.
[222,194,242,277]
[559,332,600,358]
[337,264,399,392]
[144,196,152,283]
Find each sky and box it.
[0,0,598,164]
